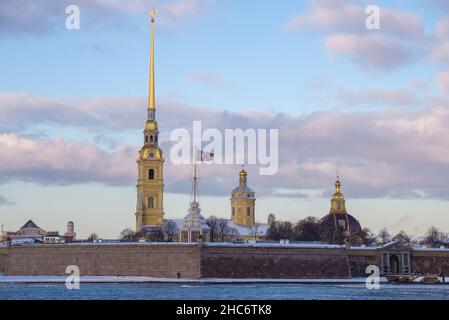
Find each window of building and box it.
[150,135,154,143]
[145,135,148,143]
[148,197,154,209]
[246,207,251,216]
[232,207,235,216]
[149,169,155,180]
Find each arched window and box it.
[145,135,148,143]
[148,197,154,209]
[150,135,154,143]
[246,207,251,216]
[232,207,235,216]
[149,169,155,180]
[155,135,158,143]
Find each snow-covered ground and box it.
[0,275,389,284]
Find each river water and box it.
[1,283,449,300]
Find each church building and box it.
[135,9,165,235]
[320,177,362,237]
[179,164,210,242]
[230,168,256,227]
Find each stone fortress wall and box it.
[2,243,449,278]
[1,244,201,278]
[201,245,351,278]
[0,247,7,274]
[412,250,449,274]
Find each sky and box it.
[1,0,449,238]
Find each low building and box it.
[8,220,46,242]
[44,231,64,244]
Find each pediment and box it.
[381,241,412,252]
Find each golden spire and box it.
[335,176,341,194]
[148,9,157,110]
[330,176,347,214]
[239,165,247,184]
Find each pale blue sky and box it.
[1,0,449,238]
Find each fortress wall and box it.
[0,248,7,273]
[412,250,449,274]
[347,250,380,277]
[200,245,351,279]
[4,244,201,278]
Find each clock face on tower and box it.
[142,147,160,160]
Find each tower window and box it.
[149,169,155,180]
[232,207,235,216]
[148,197,154,209]
[246,207,251,216]
[145,135,148,143]
[150,135,154,143]
[155,135,158,143]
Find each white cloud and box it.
[436,70,449,94]
[284,0,427,72]
[1,93,449,200]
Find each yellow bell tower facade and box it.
[135,9,164,233]
[231,169,256,227]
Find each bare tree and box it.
[251,223,260,241]
[216,219,234,242]
[294,217,321,242]
[267,221,280,241]
[120,228,136,242]
[393,230,410,244]
[206,216,219,242]
[422,226,446,248]
[88,232,98,242]
[163,220,177,242]
[377,228,391,245]
[267,221,294,241]
[349,228,377,246]
[278,221,294,240]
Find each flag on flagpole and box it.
[196,149,214,162]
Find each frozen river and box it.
[1,282,449,300]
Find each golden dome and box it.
[239,169,247,178]
[144,120,158,131]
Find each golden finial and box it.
[150,8,158,22]
[335,176,341,194]
[148,8,157,110]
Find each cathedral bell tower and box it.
[231,168,256,227]
[135,9,165,233]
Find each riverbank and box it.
[0,275,388,284]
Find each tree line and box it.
[114,216,448,248]
[266,217,448,248]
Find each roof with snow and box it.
[165,218,269,237]
[20,220,40,229]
